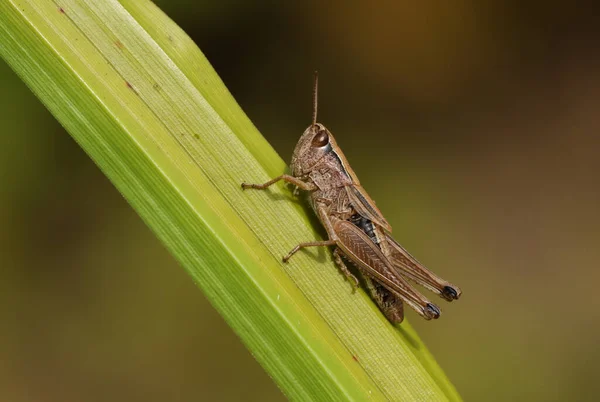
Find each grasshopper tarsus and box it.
[241,181,270,190]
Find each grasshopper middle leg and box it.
[282,240,336,262]
[282,201,340,263]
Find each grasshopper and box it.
[242,73,461,323]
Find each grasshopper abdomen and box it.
[350,214,379,245]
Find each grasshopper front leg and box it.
[241,174,316,192]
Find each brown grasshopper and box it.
[242,73,461,323]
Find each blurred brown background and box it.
[1,1,599,401]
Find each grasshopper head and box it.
[291,72,343,177]
[290,123,334,176]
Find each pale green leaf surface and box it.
[0,0,461,400]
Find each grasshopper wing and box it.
[334,219,440,320]
[385,235,462,301]
[346,185,392,232]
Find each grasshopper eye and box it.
[311,130,329,147]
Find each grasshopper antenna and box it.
[312,71,319,127]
